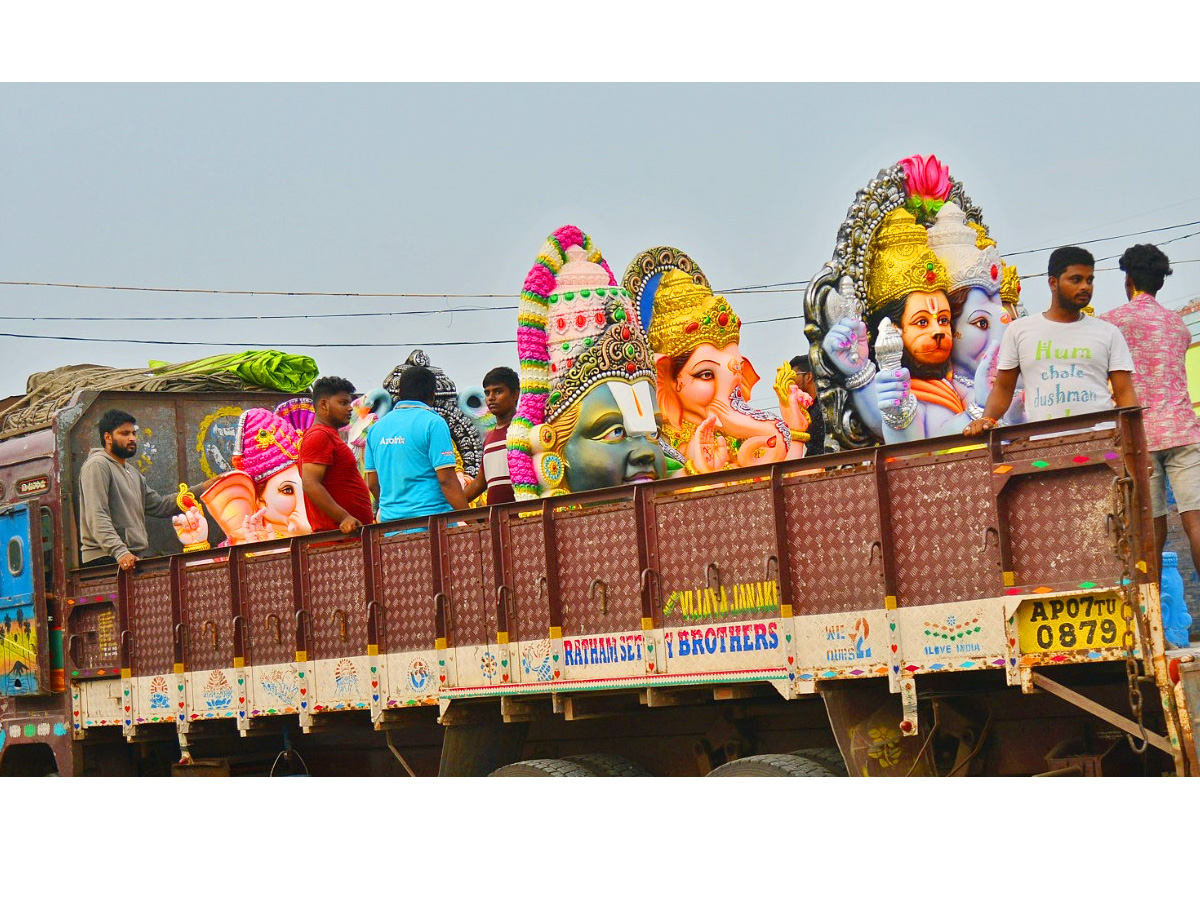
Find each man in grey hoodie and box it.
[79,409,206,570]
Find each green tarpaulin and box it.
[148,350,318,394]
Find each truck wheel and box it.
[564,753,653,776]
[789,747,848,776]
[488,759,596,777]
[706,754,835,777]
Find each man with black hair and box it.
[365,365,468,522]
[79,409,207,570]
[1101,245,1200,573]
[464,366,520,505]
[965,246,1138,437]
[790,355,824,455]
[300,376,374,533]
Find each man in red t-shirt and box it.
[300,376,375,533]
[465,366,519,506]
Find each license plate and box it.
[1016,592,1129,654]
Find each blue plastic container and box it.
[1160,551,1192,647]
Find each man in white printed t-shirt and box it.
[964,246,1138,437]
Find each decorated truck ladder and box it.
[0,387,1196,776]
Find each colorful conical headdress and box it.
[927,202,1002,296]
[232,408,302,484]
[508,225,656,500]
[865,208,951,315]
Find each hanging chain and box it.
[1111,473,1149,754]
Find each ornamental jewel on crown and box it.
[543,247,654,423]
[999,261,1022,305]
[865,208,951,313]
[645,270,742,359]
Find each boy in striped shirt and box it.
[465,366,519,505]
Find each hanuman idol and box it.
[804,154,1025,449]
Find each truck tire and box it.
[789,747,848,776]
[488,759,596,777]
[706,754,835,777]
[564,753,653,776]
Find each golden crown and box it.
[999,260,1022,306]
[646,269,741,359]
[865,208,950,315]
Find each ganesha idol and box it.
[623,247,810,473]
[508,225,668,500]
[172,407,312,547]
[804,154,1024,448]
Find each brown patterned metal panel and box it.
[127,570,174,675]
[304,540,367,659]
[1002,428,1120,463]
[655,485,777,627]
[556,503,641,636]
[1006,467,1122,587]
[68,603,120,670]
[182,562,234,672]
[443,524,495,646]
[376,532,435,652]
[69,572,118,602]
[783,468,882,615]
[239,550,296,667]
[508,516,549,641]
[889,455,1002,607]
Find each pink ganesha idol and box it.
[173,408,313,547]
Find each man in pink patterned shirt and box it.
[1101,244,1200,577]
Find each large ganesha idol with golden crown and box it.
[803,154,1025,449]
[507,225,669,500]
[624,247,810,472]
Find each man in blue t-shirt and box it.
[365,365,468,522]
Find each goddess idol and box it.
[623,247,810,472]
[507,225,669,500]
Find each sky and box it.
[3,82,1199,406]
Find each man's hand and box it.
[338,514,363,534]
[117,551,138,572]
[962,416,997,437]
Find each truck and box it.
[0,385,1197,777]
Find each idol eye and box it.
[599,425,627,442]
[938,315,950,326]
[279,484,294,495]
[693,369,716,381]
[971,317,990,330]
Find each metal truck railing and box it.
[61,408,1191,772]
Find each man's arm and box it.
[366,470,380,506]
[436,466,469,511]
[1109,371,1139,410]
[963,367,1020,436]
[302,462,360,533]
[463,466,486,503]
[80,460,135,566]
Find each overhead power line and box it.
[1003,220,1200,258]
[3,216,1197,304]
